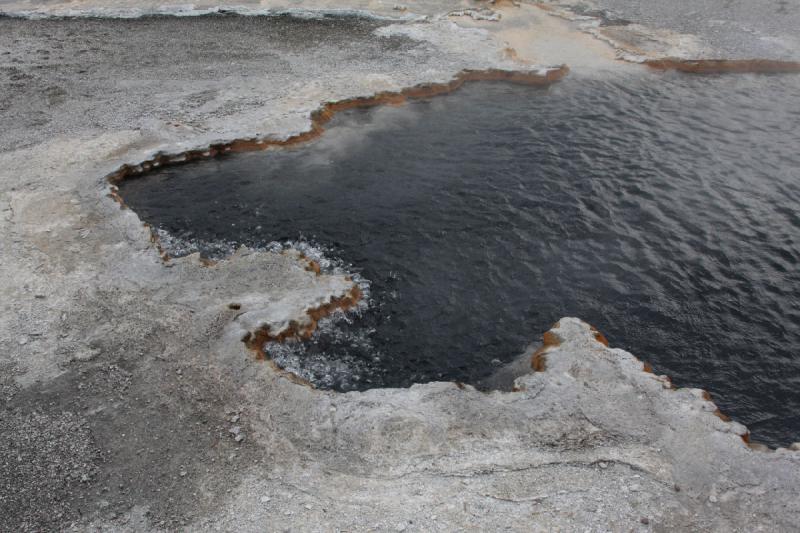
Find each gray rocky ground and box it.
[1,1,799,531]
[543,0,800,61]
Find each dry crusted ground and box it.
[1,2,799,531]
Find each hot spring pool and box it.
[118,71,800,447]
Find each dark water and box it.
[119,72,800,447]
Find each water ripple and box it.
[120,71,800,447]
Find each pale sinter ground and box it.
[1,2,799,531]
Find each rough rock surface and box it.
[541,0,800,61]
[0,2,798,531]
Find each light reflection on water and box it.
[119,71,800,447]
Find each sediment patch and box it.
[644,58,800,74]
[241,285,363,359]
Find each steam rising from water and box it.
[120,71,800,446]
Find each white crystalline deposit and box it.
[0,1,797,531]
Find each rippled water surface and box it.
[119,72,800,446]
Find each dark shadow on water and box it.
[119,72,800,447]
